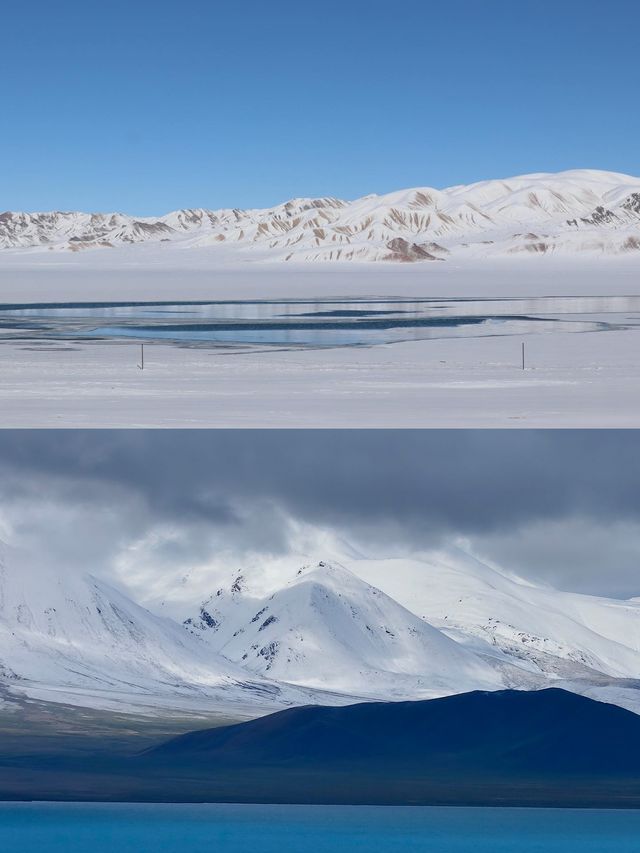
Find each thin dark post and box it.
[521,341,525,371]
[138,343,144,371]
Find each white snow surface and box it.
[1,169,639,262]
[3,324,640,428]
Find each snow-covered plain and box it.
[2,315,640,427]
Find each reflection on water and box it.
[0,295,639,349]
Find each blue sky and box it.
[2,0,639,214]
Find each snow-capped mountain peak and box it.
[185,560,503,699]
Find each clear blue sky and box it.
[2,0,639,214]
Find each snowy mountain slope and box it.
[342,549,640,686]
[4,534,640,718]
[2,170,639,261]
[0,543,319,715]
[178,548,640,712]
[183,561,504,699]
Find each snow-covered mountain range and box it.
[2,540,640,717]
[2,170,639,262]
[184,552,640,713]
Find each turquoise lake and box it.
[1,803,640,852]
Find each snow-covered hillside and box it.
[0,542,311,715]
[3,537,640,717]
[2,170,639,261]
[347,549,640,682]
[183,550,640,713]
[336,550,640,711]
[183,561,502,699]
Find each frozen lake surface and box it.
[1,261,640,427]
[1,295,638,348]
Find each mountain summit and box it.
[184,560,502,698]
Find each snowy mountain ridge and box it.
[2,538,640,718]
[2,169,640,262]
[346,549,640,682]
[183,552,640,713]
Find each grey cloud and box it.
[0,430,638,597]
[469,518,640,599]
[0,429,638,528]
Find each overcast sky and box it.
[0,430,638,603]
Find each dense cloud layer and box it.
[0,430,638,599]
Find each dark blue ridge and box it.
[146,688,640,775]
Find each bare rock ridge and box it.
[1,169,639,261]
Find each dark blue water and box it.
[1,803,640,852]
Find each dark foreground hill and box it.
[147,688,640,776]
[3,689,640,806]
